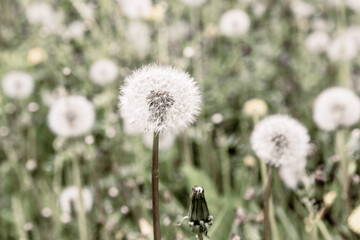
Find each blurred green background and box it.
[1,0,360,239]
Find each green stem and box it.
[72,156,88,240]
[316,220,332,240]
[335,129,350,215]
[11,196,28,240]
[152,132,161,240]
[264,167,273,240]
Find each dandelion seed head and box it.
[26,2,63,34]
[41,208,52,218]
[348,205,360,234]
[27,47,47,65]
[90,59,118,85]
[47,95,95,137]
[119,0,152,19]
[2,71,34,99]
[327,33,358,62]
[119,64,201,133]
[126,21,151,58]
[305,31,330,53]
[313,87,360,131]
[219,9,250,37]
[290,1,314,19]
[59,186,93,215]
[63,21,87,40]
[251,114,310,167]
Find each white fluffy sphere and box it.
[313,87,360,131]
[305,31,330,53]
[2,71,34,99]
[119,0,152,19]
[119,64,201,133]
[219,9,250,37]
[251,115,310,167]
[47,95,95,137]
[90,59,119,85]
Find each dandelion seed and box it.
[119,64,201,133]
[47,95,95,137]
[251,114,310,167]
[2,71,34,99]
[219,9,250,37]
[305,31,330,54]
[90,59,119,85]
[41,207,52,218]
[59,186,93,215]
[313,87,360,131]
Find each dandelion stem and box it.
[72,156,88,240]
[264,166,273,240]
[152,132,161,240]
[335,129,351,215]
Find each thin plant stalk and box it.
[152,132,161,240]
[260,161,279,240]
[264,166,273,240]
[335,129,351,215]
[72,156,88,240]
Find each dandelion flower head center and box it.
[271,133,288,153]
[330,103,345,121]
[65,109,78,126]
[146,90,175,125]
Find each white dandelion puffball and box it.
[90,59,119,85]
[142,131,176,151]
[119,64,201,133]
[2,71,34,99]
[60,186,93,214]
[63,21,87,40]
[347,0,360,13]
[250,114,310,167]
[279,159,307,189]
[290,1,314,19]
[219,9,250,37]
[26,2,54,25]
[119,0,152,19]
[26,2,63,34]
[327,34,358,62]
[348,205,360,234]
[305,31,330,54]
[126,21,151,58]
[47,95,95,137]
[179,0,206,7]
[313,87,360,131]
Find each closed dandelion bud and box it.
[188,186,213,239]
